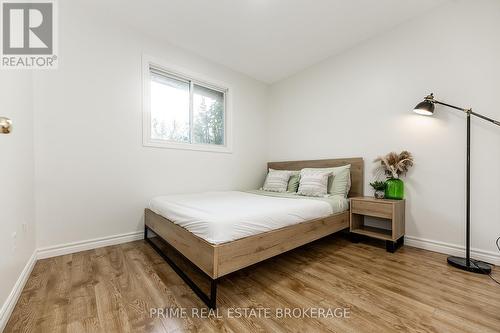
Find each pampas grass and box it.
[375,151,414,179]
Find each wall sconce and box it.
[0,117,12,134]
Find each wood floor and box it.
[4,235,500,333]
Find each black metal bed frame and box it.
[144,226,219,309]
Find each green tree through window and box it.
[147,65,227,150]
[193,98,224,145]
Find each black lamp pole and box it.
[414,93,500,274]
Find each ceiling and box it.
[81,0,447,83]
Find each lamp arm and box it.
[433,100,469,112]
[433,100,500,126]
[470,111,500,126]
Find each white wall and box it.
[27,0,500,260]
[33,1,269,248]
[0,71,36,324]
[268,0,500,256]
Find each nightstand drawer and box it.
[351,200,392,219]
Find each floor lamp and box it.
[413,93,500,274]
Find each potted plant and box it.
[374,151,414,200]
[369,181,387,199]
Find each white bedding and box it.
[149,191,348,244]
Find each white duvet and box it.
[149,191,348,244]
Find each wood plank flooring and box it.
[4,235,500,333]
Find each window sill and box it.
[143,139,233,154]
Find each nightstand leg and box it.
[350,233,361,243]
[386,241,396,253]
[386,236,404,253]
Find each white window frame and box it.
[142,54,233,153]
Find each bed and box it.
[144,158,364,308]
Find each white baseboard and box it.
[37,230,144,260]
[405,236,500,266]
[0,250,37,332]
[1,231,144,330]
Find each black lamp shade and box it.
[414,100,435,116]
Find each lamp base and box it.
[447,256,492,274]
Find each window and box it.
[143,56,231,152]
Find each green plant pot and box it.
[385,178,404,200]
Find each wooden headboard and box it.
[267,157,364,198]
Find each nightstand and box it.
[349,197,405,252]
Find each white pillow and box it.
[301,164,351,197]
[297,169,332,197]
[262,169,292,193]
[332,165,351,197]
[269,168,300,192]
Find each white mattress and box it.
[149,190,348,244]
